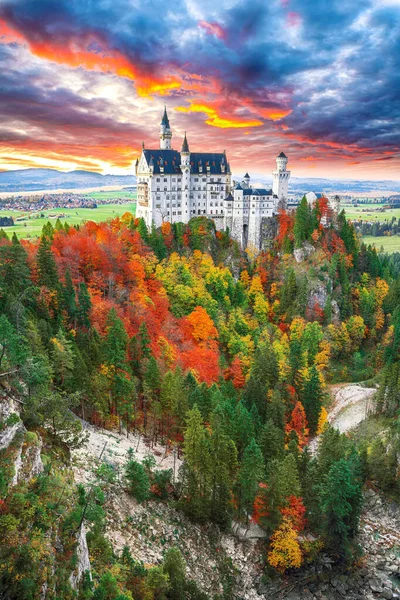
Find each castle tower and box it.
[160,106,172,149]
[243,173,250,189]
[272,151,290,209]
[180,132,191,221]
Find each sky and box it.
[0,0,399,180]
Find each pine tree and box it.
[236,438,264,521]
[137,217,149,243]
[294,196,311,248]
[63,270,77,323]
[77,282,92,328]
[209,408,237,528]
[125,449,150,502]
[301,364,324,435]
[320,458,363,559]
[243,342,278,421]
[260,419,285,470]
[182,406,211,520]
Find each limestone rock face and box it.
[294,241,315,263]
[69,525,92,590]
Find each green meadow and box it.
[361,234,400,254]
[342,203,400,222]
[0,202,136,239]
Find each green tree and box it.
[208,408,237,528]
[301,365,324,435]
[294,196,311,248]
[77,282,92,328]
[236,438,264,521]
[320,459,363,559]
[125,450,150,502]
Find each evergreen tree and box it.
[259,418,285,471]
[243,342,278,421]
[320,458,362,559]
[137,218,149,243]
[209,408,237,528]
[294,196,311,248]
[63,270,77,323]
[182,406,211,520]
[301,364,324,435]
[236,438,264,521]
[77,282,92,328]
[125,449,150,502]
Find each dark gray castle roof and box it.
[278,151,287,158]
[143,149,230,175]
[234,182,273,195]
[161,107,170,128]
[181,132,189,153]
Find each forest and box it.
[0,196,399,600]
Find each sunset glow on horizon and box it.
[0,0,399,180]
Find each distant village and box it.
[0,191,135,226]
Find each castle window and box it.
[156,204,161,208]
[156,178,160,182]
[157,187,160,192]
[164,178,167,182]
[178,211,182,215]
[172,178,176,182]
[194,178,199,182]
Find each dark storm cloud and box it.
[0,0,399,169]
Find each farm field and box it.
[0,202,136,239]
[342,203,400,222]
[85,189,136,200]
[361,234,400,253]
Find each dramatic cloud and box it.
[0,0,399,178]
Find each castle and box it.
[135,108,291,250]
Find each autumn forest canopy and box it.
[1,201,400,599]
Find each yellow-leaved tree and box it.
[268,516,302,573]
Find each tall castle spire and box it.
[181,131,189,153]
[160,106,172,149]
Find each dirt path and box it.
[327,383,376,433]
[308,383,376,454]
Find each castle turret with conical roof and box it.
[181,131,190,154]
[272,151,290,209]
[160,106,172,149]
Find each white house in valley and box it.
[135,108,291,249]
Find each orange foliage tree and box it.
[286,401,309,448]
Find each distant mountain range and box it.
[0,169,137,192]
[235,175,400,195]
[0,168,399,195]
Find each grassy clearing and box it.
[85,189,136,200]
[361,235,400,253]
[342,204,400,222]
[0,202,136,239]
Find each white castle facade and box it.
[135,108,291,249]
